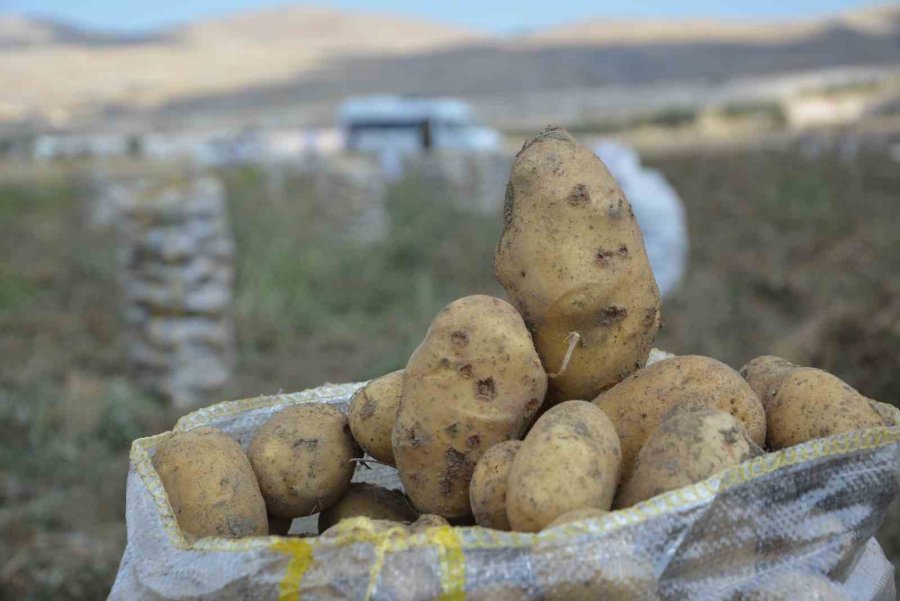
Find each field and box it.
[0,146,898,598]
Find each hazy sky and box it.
[5,0,884,33]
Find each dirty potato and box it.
[469,440,522,530]
[318,483,418,533]
[616,409,760,508]
[249,404,361,518]
[152,427,268,538]
[593,355,765,479]
[348,370,403,465]
[544,507,608,530]
[409,514,451,532]
[767,368,884,449]
[392,295,547,517]
[506,401,621,532]
[739,355,799,411]
[494,127,661,405]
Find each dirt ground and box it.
[0,145,897,598]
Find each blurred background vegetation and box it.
[1,144,898,598]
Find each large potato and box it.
[317,483,418,533]
[616,409,760,508]
[739,355,799,411]
[506,401,621,532]
[392,295,547,517]
[494,127,661,404]
[593,355,765,478]
[544,507,608,529]
[249,404,361,518]
[766,368,884,449]
[152,427,268,538]
[348,370,403,465]
[469,440,522,530]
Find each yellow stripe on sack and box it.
[272,538,314,601]
[428,526,466,601]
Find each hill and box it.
[1,4,899,129]
[0,6,481,126]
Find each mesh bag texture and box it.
[110,377,900,600]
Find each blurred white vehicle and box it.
[593,141,688,297]
[338,95,502,179]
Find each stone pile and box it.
[113,174,235,408]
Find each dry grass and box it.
[0,145,897,598]
[649,146,900,403]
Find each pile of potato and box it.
[151,128,895,565]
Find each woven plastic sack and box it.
[110,376,900,600]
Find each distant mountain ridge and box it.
[1,4,899,129]
[0,14,165,48]
[523,4,900,45]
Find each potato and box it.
[616,409,760,508]
[506,401,621,532]
[469,440,522,530]
[739,355,799,411]
[392,295,547,517]
[868,398,899,427]
[494,126,661,405]
[409,514,451,532]
[593,355,765,479]
[317,483,418,533]
[249,404,361,518]
[735,571,849,600]
[348,370,403,465]
[766,368,884,449]
[152,427,267,538]
[544,507,608,530]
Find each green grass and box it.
[648,147,900,400]
[798,80,883,98]
[642,107,698,128]
[523,106,701,137]
[224,167,503,390]
[0,272,38,314]
[716,101,787,126]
